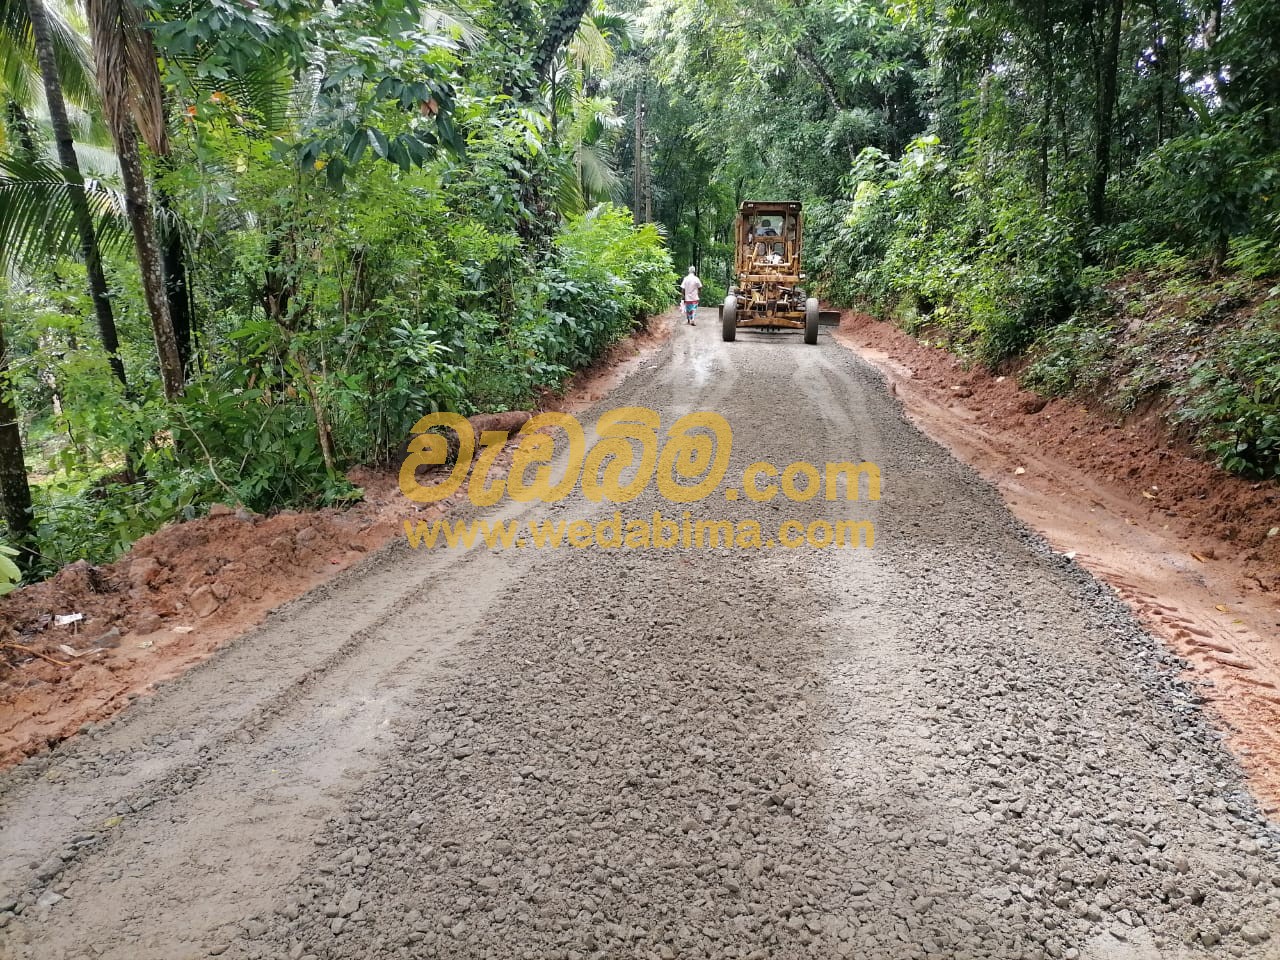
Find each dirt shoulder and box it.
[834,310,1280,816]
[0,313,673,769]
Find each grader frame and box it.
[721,200,819,344]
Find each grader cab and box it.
[721,200,819,344]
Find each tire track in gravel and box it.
[3,315,1280,960]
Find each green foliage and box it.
[819,137,1090,367]
[28,468,206,577]
[178,376,350,514]
[0,155,131,276]
[1173,311,1280,480]
[0,541,19,595]
[1133,114,1280,266]
[465,202,675,408]
[0,0,678,579]
[1022,319,1116,397]
[556,203,677,320]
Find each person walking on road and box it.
[680,266,702,326]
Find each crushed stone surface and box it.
[1,315,1278,960]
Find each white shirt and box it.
[680,274,702,301]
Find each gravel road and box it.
[2,314,1278,960]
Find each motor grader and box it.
[721,200,819,345]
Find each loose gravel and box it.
[3,317,1279,960]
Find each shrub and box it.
[0,542,20,595]
[1173,311,1280,479]
[1022,320,1116,397]
[556,203,678,321]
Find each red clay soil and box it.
[0,312,674,769]
[835,310,1280,815]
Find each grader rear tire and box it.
[804,297,819,345]
[722,295,737,342]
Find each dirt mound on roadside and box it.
[0,473,402,765]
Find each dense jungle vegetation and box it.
[632,0,1280,484]
[0,0,678,584]
[1,0,1278,589]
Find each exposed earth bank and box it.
[1,312,1278,960]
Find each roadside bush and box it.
[1022,319,1117,397]
[178,375,357,514]
[1173,311,1280,479]
[1134,115,1280,269]
[25,468,206,577]
[823,137,1091,368]
[556,203,678,321]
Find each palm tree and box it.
[2,0,99,133]
[15,0,128,389]
[544,7,632,215]
[84,0,182,399]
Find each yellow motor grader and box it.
[721,200,819,344]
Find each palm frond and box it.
[548,152,586,217]
[85,0,166,153]
[0,29,39,105]
[420,2,484,48]
[70,141,118,177]
[170,57,296,135]
[0,152,128,276]
[588,11,635,52]
[576,137,619,202]
[0,0,99,110]
[568,14,614,75]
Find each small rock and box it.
[129,557,162,588]
[1241,923,1271,945]
[243,919,268,939]
[34,856,64,882]
[93,627,121,649]
[337,889,361,918]
[134,612,163,635]
[189,585,220,618]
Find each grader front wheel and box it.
[722,295,738,342]
[804,297,819,345]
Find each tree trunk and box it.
[632,86,646,223]
[24,0,128,392]
[1090,0,1123,225]
[529,0,594,84]
[1036,0,1053,203]
[158,187,195,376]
[4,100,38,157]
[0,316,37,570]
[86,0,184,400]
[116,120,184,400]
